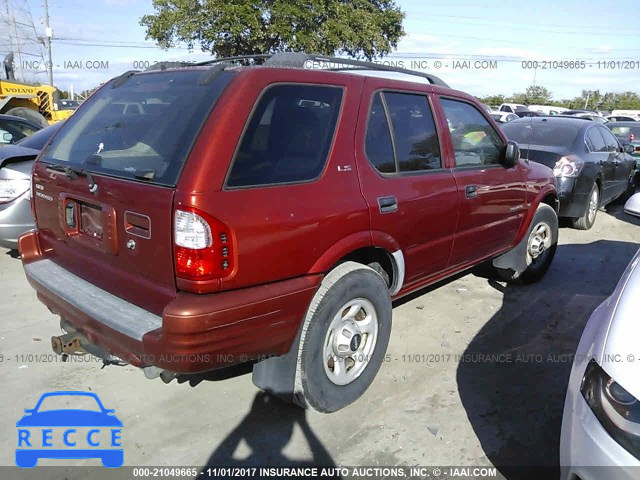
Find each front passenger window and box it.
[441,99,504,167]
[599,127,620,152]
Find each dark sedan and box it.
[502,117,636,230]
[606,122,640,155]
[0,114,41,145]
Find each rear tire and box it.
[296,262,392,413]
[496,203,558,284]
[573,183,599,230]
[5,107,48,128]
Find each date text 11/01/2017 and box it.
[521,60,640,70]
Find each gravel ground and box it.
[1,202,638,480]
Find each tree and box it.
[524,85,552,104]
[477,94,506,106]
[509,85,552,105]
[140,0,406,60]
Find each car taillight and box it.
[0,179,30,204]
[173,208,234,281]
[553,156,584,177]
[630,134,635,142]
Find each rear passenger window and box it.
[586,128,607,152]
[441,98,504,167]
[227,84,343,188]
[364,92,441,173]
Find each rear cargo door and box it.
[31,69,234,315]
[32,167,176,315]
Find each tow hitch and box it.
[51,333,86,359]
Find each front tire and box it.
[573,183,599,230]
[296,262,392,413]
[497,203,558,284]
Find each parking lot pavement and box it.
[1,203,639,479]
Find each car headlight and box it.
[581,360,640,460]
[553,156,584,177]
[0,179,30,203]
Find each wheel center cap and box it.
[350,334,362,352]
[333,320,362,357]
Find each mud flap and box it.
[492,221,534,275]
[251,327,307,408]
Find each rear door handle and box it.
[378,196,398,213]
[465,185,478,198]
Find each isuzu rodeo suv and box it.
[19,53,558,413]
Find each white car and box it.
[560,210,640,479]
[607,115,639,123]
[490,112,519,123]
[498,103,527,114]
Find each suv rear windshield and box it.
[39,69,234,186]
[501,121,581,147]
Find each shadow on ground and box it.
[198,392,340,474]
[457,239,639,480]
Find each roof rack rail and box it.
[142,52,450,88]
[264,52,450,88]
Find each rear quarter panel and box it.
[176,69,370,291]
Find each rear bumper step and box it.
[25,259,162,341]
[20,231,321,374]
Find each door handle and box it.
[378,196,398,213]
[465,185,478,198]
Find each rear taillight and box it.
[0,179,30,204]
[173,208,234,281]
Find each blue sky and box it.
[13,0,640,100]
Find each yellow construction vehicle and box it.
[0,53,74,127]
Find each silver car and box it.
[560,217,640,478]
[0,123,62,249]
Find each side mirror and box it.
[503,140,520,168]
[623,143,635,154]
[624,192,640,217]
[2,132,12,143]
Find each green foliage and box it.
[477,94,506,106]
[481,84,640,111]
[140,0,405,60]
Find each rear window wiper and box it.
[45,163,98,192]
[132,169,156,180]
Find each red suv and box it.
[19,53,558,413]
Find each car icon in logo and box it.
[16,391,123,468]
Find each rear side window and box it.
[226,84,343,188]
[38,70,234,186]
[441,98,504,167]
[586,128,607,152]
[364,91,441,174]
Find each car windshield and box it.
[501,121,581,147]
[514,106,528,112]
[39,69,234,186]
[490,113,503,121]
[36,394,102,412]
[608,125,640,139]
[15,123,63,150]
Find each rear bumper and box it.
[0,194,34,250]
[557,176,590,218]
[19,231,321,374]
